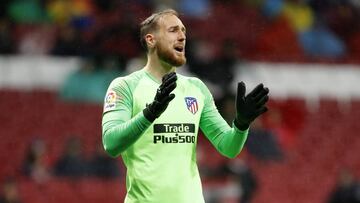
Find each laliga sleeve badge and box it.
[104,90,117,112]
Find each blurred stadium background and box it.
[1,0,360,203]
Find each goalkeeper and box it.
[102,9,269,203]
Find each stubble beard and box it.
[156,43,186,67]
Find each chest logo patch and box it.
[185,97,198,114]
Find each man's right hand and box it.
[143,72,177,122]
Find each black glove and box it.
[143,72,177,122]
[234,82,269,130]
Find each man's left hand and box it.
[234,82,269,130]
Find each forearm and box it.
[200,97,249,158]
[215,124,249,158]
[102,112,152,157]
[201,117,249,158]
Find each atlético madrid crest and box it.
[185,97,198,114]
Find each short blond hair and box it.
[139,9,179,51]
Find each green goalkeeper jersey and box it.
[102,69,249,203]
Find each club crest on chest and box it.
[184,97,198,114]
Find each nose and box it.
[178,31,186,42]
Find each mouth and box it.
[174,45,184,53]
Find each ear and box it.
[145,34,156,49]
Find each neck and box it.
[144,53,176,82]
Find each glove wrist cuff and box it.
[143,108,156,122]
[234,117,250,131]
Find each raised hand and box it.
[143,72,177,121]
[234,82,269,130]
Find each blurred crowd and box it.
[22,136,120,182]
[0,136,121,203]
[1,0,360,102]
[0,0,360,61]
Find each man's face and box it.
[154,14,186,67]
